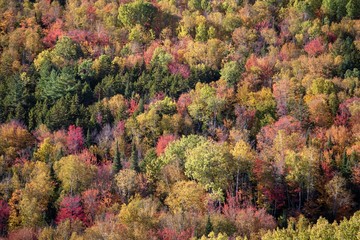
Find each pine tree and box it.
[341,151,350,177]
[205,215,213,236]
[130,143,140,172]
[86,128,92,147]
[346,0,360,19]
[113,141,122,174]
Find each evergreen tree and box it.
[113,141,122,174]
[205,215,213,236]
[86,128,92,147]
[346,0,360,19]
[130,142,140,172]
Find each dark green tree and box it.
[113,141,122,174]
[205,215,213,236]
[346,0,360,19]
[130,142,140,172]
[118,0,158,29]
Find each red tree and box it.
[56,195,87,225]
[82,189,100,225]
[156,134,177,156]
[304,38,325,57]
[0,200,9,236]
[66,125,84,154]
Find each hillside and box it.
[0,0,360,239]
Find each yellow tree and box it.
[20,161,54,227]
[231,140,256,193]
[54,155,96,195]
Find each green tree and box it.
[220,61,243,87]
[130,143,140,172]
[188,83,225,130]
[346,0,360,19]
[118,0,157,29]
[185,140,232,193]
[113,141,122,174]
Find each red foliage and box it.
[157,227,194,240]
[168,62,190,79]
[222,190,251,220]
[82,189,100,225]
[56,195,87,225]
[176,93,192,116]
[253,158,286,210]
[78,148,97,165]
[91,163,113,202]
[262,184,286,210]
[156,134,177,156]
[234,105,256,130]
[42,19,64,47]
[334,98,360,127]
[8,228,37,240]
[273,80,290,116]
[244,54,275,88]
[114,120,126,138]
[144,41,161,66]
[321,161,335,182]
[257,115,303,152]
[67,29,110,50]
[127,99,139,115]
[66,125,84,154]
[304,38,325,57]
[0,200,9,235]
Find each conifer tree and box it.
[205,215,213,236]
[113,141,122,174]
[346,0,360,19]
[130,142,140,172]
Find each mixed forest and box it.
[1,0,360,239]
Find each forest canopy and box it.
[0,0,360,239]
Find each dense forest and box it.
[0,0,360,239]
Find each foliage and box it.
[0,0,360,238]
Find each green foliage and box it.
[118,0,158,28]
[220,61,243,86]
[1,0,360,238]
[112,141,122,174]
[185,140,232,192]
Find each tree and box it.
[346,0,360,19]
[165,181,206,214]
[54,155,97,195]
[188,83,225,130]
[325,175,354,220]
[205,215,213,237]
[185,140,232,193]
[130,143,140,172]
[112,141,122,174]
[119,196,159,239]
[20,161,54,227]
[160,135,207,172]
[0,200,10,236]
[0,121,34,162]
[220,61,243,87]
[56,195,86,225]
[81,189,100,225]
[231,140,256,193]
[304,38,325,57]
[115,169,138,202]
[118,0,158,29]
[33,138,55,163]
[66,125,84,154]
[155,134,177,156]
